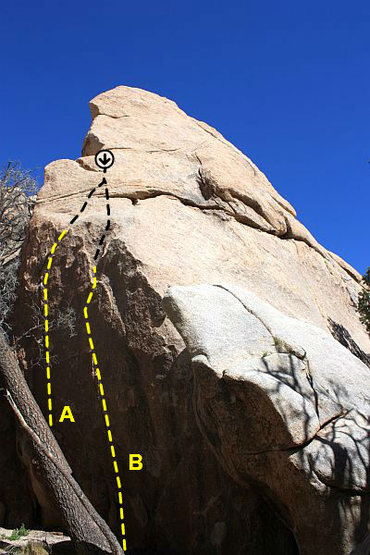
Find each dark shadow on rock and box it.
[328,318,370,368]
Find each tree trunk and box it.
[0,329,124,554]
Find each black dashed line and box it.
[68,176,103,228]
[93,179,111,264]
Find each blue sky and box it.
[1,0,369,273]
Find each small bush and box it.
[9,523,29,541]
[357,268,370,334]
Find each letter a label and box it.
[129,454,143,470]
[59,405,75,423]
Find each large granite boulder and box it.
[164,283,370,554]
[1,86,368,553]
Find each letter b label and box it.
[129,454,143,470]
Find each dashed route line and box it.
[42,229,67,427]
[94,186,110,260]
[82,173,126,551]
[42,177,106,426]
[41,156,126,551]
[83,267,126,552]
[69,177,107,225]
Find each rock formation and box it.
[0,527,70,553]
[164,283,370,554]
[1,86,368,553]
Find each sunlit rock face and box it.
[164,283,370,554]
[4,85,368,553]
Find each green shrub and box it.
[9,523,29,541]
[357,268,370,334]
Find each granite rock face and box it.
[164,283,370,554]
[1,86,368,554]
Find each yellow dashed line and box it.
[43,229,68,428]
[41,185,126,546]
[83,270,126,551]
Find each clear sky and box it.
[2,0,369,273]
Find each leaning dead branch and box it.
[0,329,124,555]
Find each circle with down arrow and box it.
[95,149,115,171]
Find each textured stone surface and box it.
[164,283,370,554]
[0,527,70,553]
[37,84,367,351]
[1,85,368,554]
